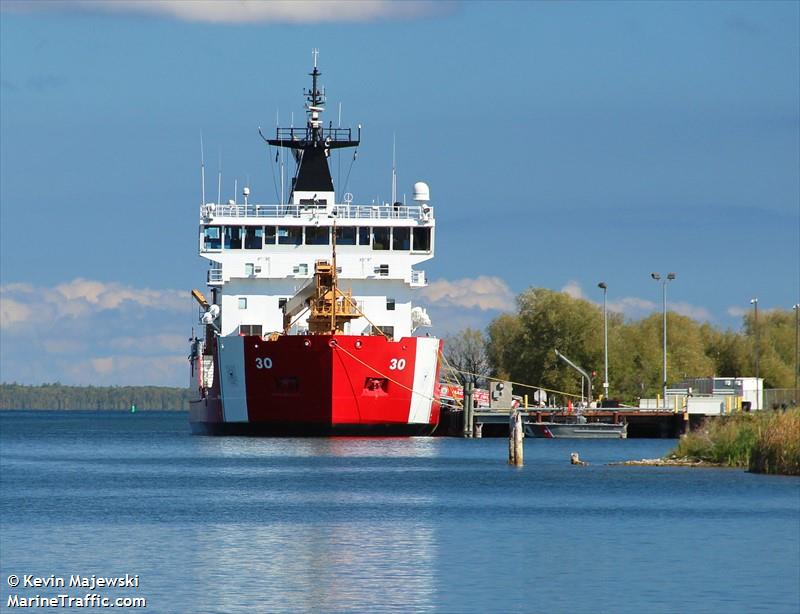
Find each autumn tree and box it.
[443,328,490,387]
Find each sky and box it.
[1,1,798,387]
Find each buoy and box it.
[130,404,136,414]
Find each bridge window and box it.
[238,298,247,310]
[239,324,262,336]
[392,227,410,250]
[278,227,302,245]
[305,226,330,245]
[372,227,389,250]
[358,227,370,246]
[244,227,263,249]
[264,226,276,245]
[371,325,394,339]
[224,226,242,250]
[386,298,395,311]
[335,227,356,245]
[413,227,431,252]
[300,198,326,207]
[203,226,221,250]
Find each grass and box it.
[669,408,800,476]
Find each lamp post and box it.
[598,282,609,402]
[651,272,676,408]
[750,298,759,410]
[793,304,799,407]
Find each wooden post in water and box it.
[463,381,474,438]
[508,410,524,466]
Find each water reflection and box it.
[189,522,436,613]
[192,435,443,459]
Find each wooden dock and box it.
[438,407,692,438]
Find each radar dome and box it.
[413,182,430,202]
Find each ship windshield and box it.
[264,226,276,244]
[335,227,356,245]
[372,227,389,250]
[244,227,263,249]
[278,227,302,245]
[392,227,410,250]
[413,227,431,252]
[305,226,330,245]
[203,226,221,250]
[224,226,242,249]
[358,227,370,245]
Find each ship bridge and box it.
[198,189,435,339]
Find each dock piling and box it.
[508,410,524,466]
[463,381,474,438]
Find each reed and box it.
[670,409,800,476]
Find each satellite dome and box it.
[412,182,430,202]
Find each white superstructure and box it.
[198,195,435,339]
[197,58,435,342]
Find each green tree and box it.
[487,288,603,399]
[743,309,795,388]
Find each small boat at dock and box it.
[525,421,627,439]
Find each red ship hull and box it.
[189,334,442,436]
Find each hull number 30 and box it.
[389,358,406,371]
[255,357,273,369]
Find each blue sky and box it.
[1,1,798,386]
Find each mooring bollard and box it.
[508,410,524,466]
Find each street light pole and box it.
[598,282,609,402]
[651,272,676,408]
[751,298,759,410]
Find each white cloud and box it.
[1,279,191,385]
[727,306,748,317]
[0,278,187,330]
[0,298,33,330]
[557,280,712,321]
[109,334,188,353]
[65,355,186,386]
[419,276,515,311]
[3,0,445,24]
[607,297,656,317]
[671,301,713,322]
[560,280,585,300]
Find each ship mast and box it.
[266,52,360,202]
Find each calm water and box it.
[0,411,798,613]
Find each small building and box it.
[672,376,764,413]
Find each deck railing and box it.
[202,203,432,221]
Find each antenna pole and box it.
[200,134,206,205]
[217,152,222,204]
[391,133,397,205]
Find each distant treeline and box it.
[0,383,192,411]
